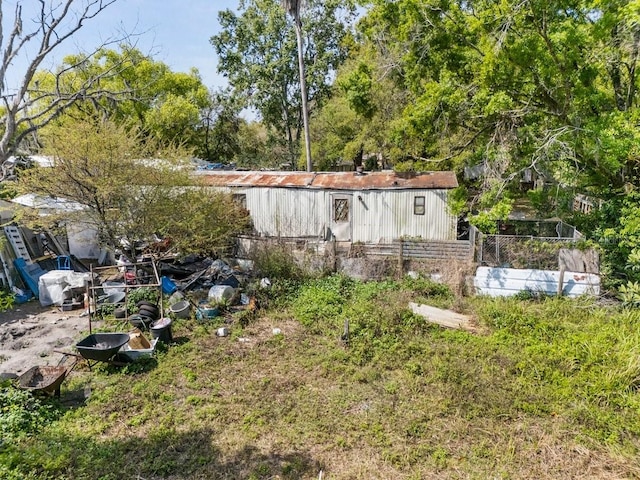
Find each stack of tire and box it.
[129,300,160,330]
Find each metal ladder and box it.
[0,250,11,288]
[3,226,32,262]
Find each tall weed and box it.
[251,243,306,280]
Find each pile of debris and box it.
[159,256,244,291]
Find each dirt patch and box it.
[0,301,92,375]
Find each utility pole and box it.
[281,0,313,172]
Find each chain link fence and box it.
[479,235,581,270]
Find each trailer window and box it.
[233,194,247,209]
[414,196,425,215]
[334,198,349,222]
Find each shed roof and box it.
[11,193,86,212]
[197,170,458,190]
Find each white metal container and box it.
[208,285,234,303]
[119,338,158,361]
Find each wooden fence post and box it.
[557,267,565,296]
[397,239,404,279]
[331,235,337,273]
[468,226,477,262]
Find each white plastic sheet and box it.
[38,270,91,306]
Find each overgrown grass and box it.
[2,275,640,478]
[0,382,62,443]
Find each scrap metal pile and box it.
[158,256,244,293]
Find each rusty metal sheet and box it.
[197,170,458,190]
[196,171,315,188]
[310,171,458,190]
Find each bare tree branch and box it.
[0,0,130,180]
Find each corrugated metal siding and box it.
[246,188,325,237]
[352,189,455,242]
[230,186,455,243]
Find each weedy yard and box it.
[2,275,640,479]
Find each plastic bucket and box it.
[169,300,191,319]
[14,291,33,304]
[161,276,178,295]
[150,318,173,343]
[196,305,219,321]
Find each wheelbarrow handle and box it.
[53,350,82,373]
[53,349,83,360]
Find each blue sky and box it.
[97,0,239,88]
[6,0,239,91]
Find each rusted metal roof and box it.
[310,171,458,189]
[197,170,458,190]
[196,171,315,187]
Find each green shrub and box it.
[513,287,552,302]
[0,290,15,312]
[619,281,640,307]
[0,383,62,442]
[254,277,302,310]
[401,276,451,299]
[292,275,354,329]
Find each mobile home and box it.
[199,170,458,244]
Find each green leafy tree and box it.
[211,0,356,166]
[155,188,252,256]
[33,47,213,155]
[234,121,285,169]
[310,52,410,171]
[309,94,360,171]
[352,0,640,199]
[16,117,250,257]
[199,89,243,163]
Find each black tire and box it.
[114,307,127,319]
[138,306,159,319]
[129,314,150,330]
[136,300,158,309]
[139,314,155,325]
[138,303,159,314]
